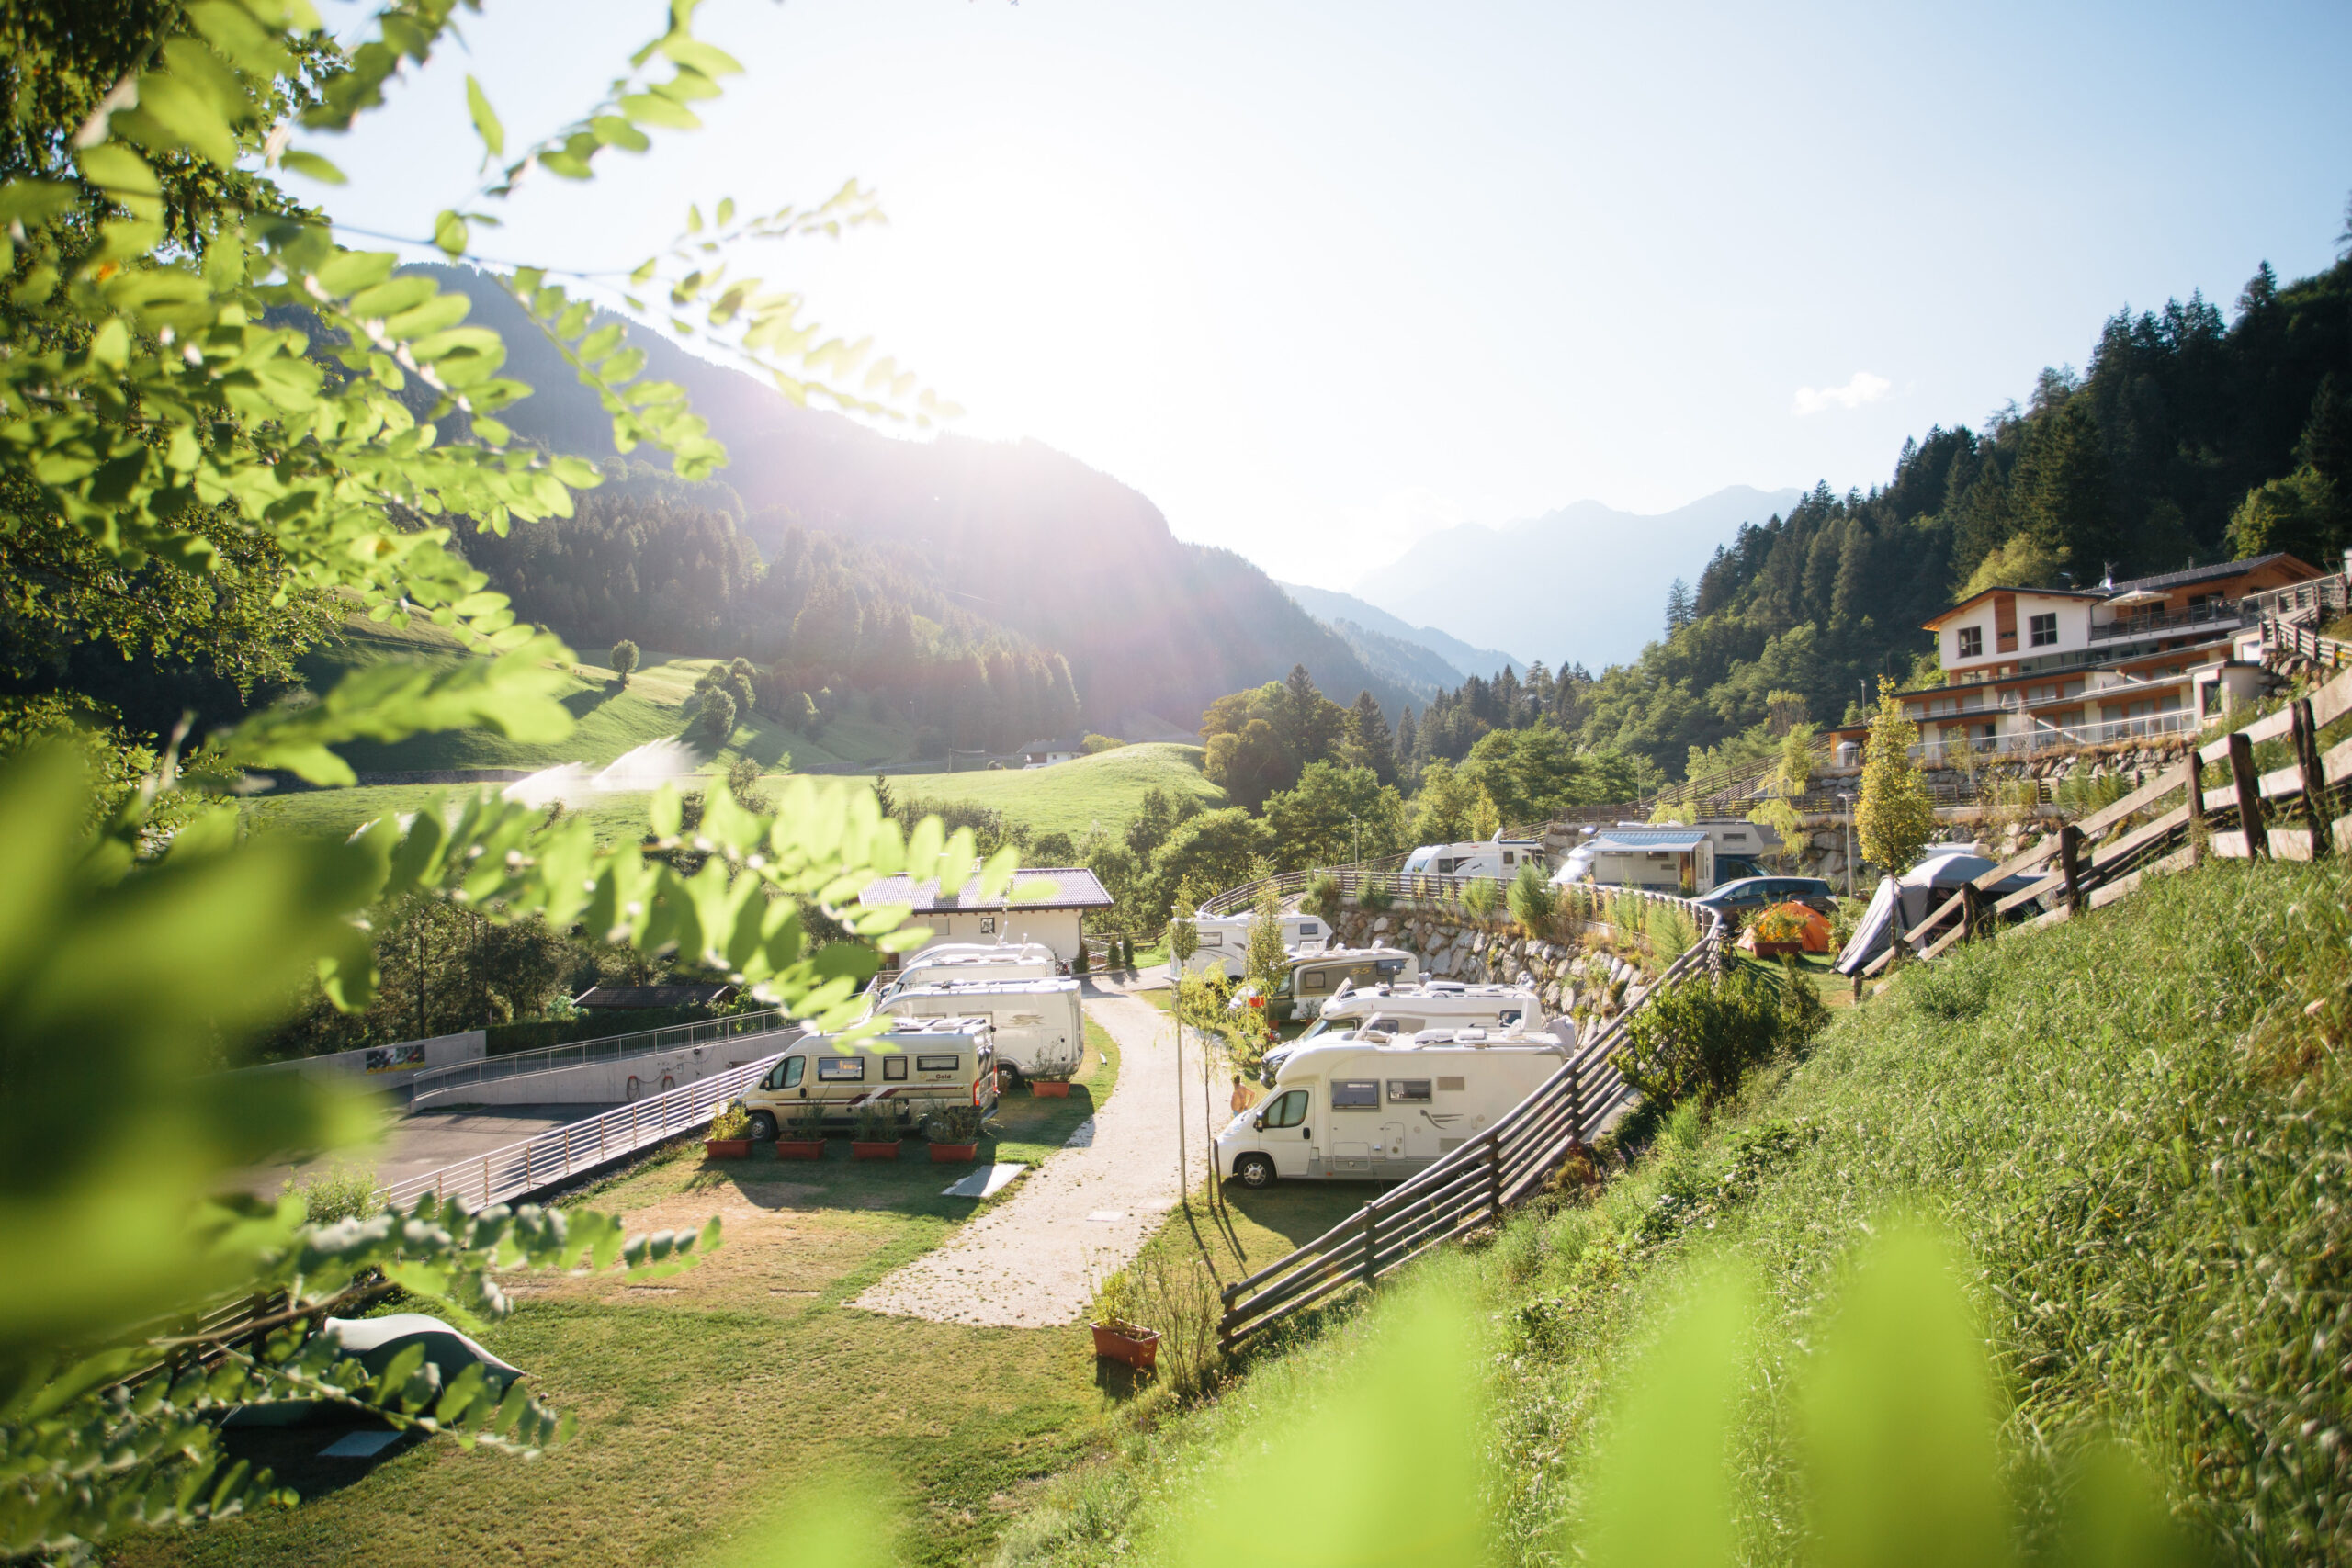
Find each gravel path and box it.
[850,975,1227,1327]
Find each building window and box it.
[1956,626,1984,659]
[978,916,996,935]
[2029,613,2057,647]
[2200,682,2223,717]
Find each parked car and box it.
[1692,874,1838,921]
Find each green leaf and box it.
[432,209,468,257]
[0,179,78,228]
[619,93,700,130]
[464,74,503,156]
[279,149,346,184]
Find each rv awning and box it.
[1589,830,1706,852]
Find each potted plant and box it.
[851,1103,902,1160]
[1089,1268,1159,1371]
[1749,901,1811,959]
[1032,1076,1071,1099]
[706,1099,754,1160]
[775,1101,826,1160]
[923,1103,984,1163]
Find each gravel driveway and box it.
[850,975,1229,1327]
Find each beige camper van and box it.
[740,1017,997,1142]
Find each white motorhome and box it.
[1216,1032,1573,1187]
[740,1016,997,1141]
[876,976,1082,1088]
[1264,979,1548,1077]
[1551,819,1782,895]
[876,942,1060,1003]
[1170,911,1333,979]
[1399,837,1546,882]
[1234,945,1421,1025]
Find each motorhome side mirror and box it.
[1251,1115,1264,1131]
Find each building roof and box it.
[858,866,1114,912]
[574,983,737,1010]
[2103,552,2316,595]
[1017,735,1085,754]
[1921,584,2108,630]
[1590,829,1708,852]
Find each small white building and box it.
[856,866,1114,964]
[1018,736,1085,768]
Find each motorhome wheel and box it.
[997,1062,1023,1093]
[747,1111,778,1143]
[1232,1154,1276,1190]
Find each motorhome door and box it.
[1256,1086,1315,1177]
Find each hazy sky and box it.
[305,0,2352,589]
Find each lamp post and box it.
[1836,789,1857,897]
[1349,813,1361,867]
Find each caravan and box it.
[739,1016,997,1141]
[1216,1032,1573,1187]
[1551,819,1782,896]
[876,941,1060,1003]
[1264,979,1548,1077]
[875,976,1083,1089]
[1400,837,1547,883]
[1233,944,1421,1024]
[1170,910,1333,980]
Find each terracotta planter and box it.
[1091,1321,1160,1370]
[851,1141,901,1161]
[1031,1080,1071,1098]
[1750,939,1804,958]
[928,1142,978,1163]
[704,1138,752,1159]
[774,1139,825,1160]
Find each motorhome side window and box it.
[916,1055,960,1073]
[884,1056,909,1081]
[817,1057,865,1081]
[1199,931,1222,946]
[1332,1079,1379,1110]
[1261,1089,1308,1128]
[1301,969,1329,995]
[764,1057,806,1090]
[1386,1079,1432,1103]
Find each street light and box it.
[1836,789,1857,897]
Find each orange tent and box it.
[1736,902,1833,955]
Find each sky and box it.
[302,0,2352,591]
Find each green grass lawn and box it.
[883,745,1224,840]
[128,1023,1125,1568]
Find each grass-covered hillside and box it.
[1000,856,2352,1566]
[884,744,1226,840]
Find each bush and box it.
[1357,873,1394,912]
[1612,965,1787,1110]
[1302,872,1343,921]
[1506,863,1555,932]
[925,1104,984,1145]
[1645,902,1698,966]
[284,1161,380,1227]
[609,638,639,686]
[2054,770,2129,816]
[1458,876,1502,920]
[1071,944,1091,975]
[708,1099,752,1140]
[854,1102,899,1142]
[1609,886,1646,937]
[1752,901,1810,944]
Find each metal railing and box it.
[408,1008,792,1099]
[1906,708,2197,766]
[2086,601,2243,642]
[1217,890,1725,1348]
[382,1050,791,1213]
[2244,575,2349,626]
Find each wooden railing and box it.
[1216,888,1725,1349]
[1875,661,2352,974]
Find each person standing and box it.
[1229,1074,1252,1115]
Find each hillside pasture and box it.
[883,744,1224,839]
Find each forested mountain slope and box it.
[1399,246,2352,782]
[420,266,1409,729]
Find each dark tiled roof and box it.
[2104,552,2311,595]
[858,866,1114,912]
[574,984,737,1009]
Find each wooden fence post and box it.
[2181,756,2205,866]
[1960,884,1984,943]
[2057,825,2084,917]
[1362,1203,1380,1286]
[2227,731,2268,860]
[2292,697,2331,856]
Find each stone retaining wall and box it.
[1325,905,1656,1024]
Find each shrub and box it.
[1506,862,1555,932]
[1071,944,1091,975]
[1645,902,1698,966]
[1612,965,1785,1109]
[609,638,639,686]
[1459,876,1502,920]
[925,1104,984,1145]
[854,1102,899,1142]
[1610,886,1646,937]
[783,1100,827,1141]
[708,1099,752,1140]
[2054,770,2129,817]
[1357,873,1395,912]
[284,1161,380,1227]
[1752,901,1810,944]
[1302,872,1343,922]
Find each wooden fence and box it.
[1216,887,1725,1349]
[1874,660,2352,974]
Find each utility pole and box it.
[1170,903,1187,1209]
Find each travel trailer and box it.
[1170,910,1333,979]
[1232,945,1421,1024]
[875,942,1060,1002]
[739,1017,996,1141]
[874,976,1083,1088]
[1263,979,1549,1077]
[1399,838,1547,883]
[1551,818,1781,896]
[1216,1032,1574,1187]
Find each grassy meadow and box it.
[883,745,1225,840]
[993,856,2352,1567]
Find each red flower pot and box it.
[774,1139,825,1160]
[852,1141,901,1161]
[1750,940,1804,958]
[928,1143,978,1162]
[1032,1080,1071,1098]
[1091,1321,1160,1370]
[704,1138,752,1159]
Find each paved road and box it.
[236,1102,619,1200]
[850,974,1228,1327]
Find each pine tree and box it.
[1395,705,1419,780]
[1348,690,1396,786]
[1664,577,1692,634]
[1856,677,1935,878]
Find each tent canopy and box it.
[1832,855,2047,976]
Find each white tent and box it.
[1832,852,2047,976]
